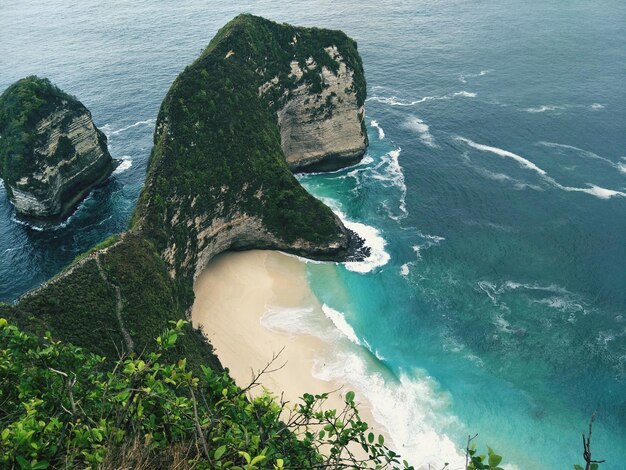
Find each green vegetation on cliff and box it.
[134,14,366,282]
[0,76,83,185]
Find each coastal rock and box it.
[134,14,369,281]
[0,76,115,219]
[274,46,368,172]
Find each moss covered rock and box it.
[0,76,115,219]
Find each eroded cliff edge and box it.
[0,76,115,219]
[2,15,368,365]
[133,14,368,282]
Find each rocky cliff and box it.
[275,45,368,172]
[134,14,368,282]
[0,76,115,219]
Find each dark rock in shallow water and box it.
[0,76,115,220]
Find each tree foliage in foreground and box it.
[0,318,410,469]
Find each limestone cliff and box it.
[0,76,115,219]
[274,45,368,172]
[134,14,368,283]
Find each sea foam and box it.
[403,116,436,147]
[367,90,476,107]
[322,304,361,345]
[458,136,626,200]
[312,347,467,469]
[370,120,385,139]
[113,158,133,175]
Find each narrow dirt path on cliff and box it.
[95,254,134,354]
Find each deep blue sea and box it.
[1,1,625,468]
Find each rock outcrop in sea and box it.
[0,76,115,219]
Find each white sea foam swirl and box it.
[457,137,626,200]
[403,116,436,147]
[316,196,391,273]
[102,118,156,137]
[538,141,626,174]
[370,120,385,139]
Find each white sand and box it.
[191,250,386,444]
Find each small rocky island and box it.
[0,76,115,219]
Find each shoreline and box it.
[191,249,389,454]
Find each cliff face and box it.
[275,46,368,172]
[134,14,368,282]
[0,77,115,219]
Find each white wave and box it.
[312,350,466,469]
[361,154,374,165]
[387,149,408,217]
[458,137,626,200]
[459,70,491,83]
[316,196,390,273]
[322,304,361,345]
[451,91,477,98]
[457,137,547,175]
[367,90,476,107]
[400,263,410,276]
[343,218,390,273]
[11,216,45,232]
[403,116,436,147]
[557,183,626,199]
[370,120,385,139]
[538,141,626,174]
[412,232,445,259]
[103,118,156,137]
[524,103,605,113]
[113,158,132,175]
[524,104,566,113]
[502,281,570,295]
[260,305,320,337]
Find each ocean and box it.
[1,1,625,468]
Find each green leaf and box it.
[487,447,502,467]
[215,445,227,460]
[250,455,266,465]
[574,466,585,470]
[378,434,385,445]
[345,391,355,403]
[16,456,29,470]
[590,465,599,470]
[368,432,374,443]
[238,451,251,464]
[32,462,49,470]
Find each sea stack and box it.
[0,76,115,220]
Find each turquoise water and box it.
[1,1,625,468]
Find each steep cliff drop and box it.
[134,14,369,282]
[0,76,115,220]
[2,15,369,365]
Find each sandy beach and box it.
[191,249,387,448]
